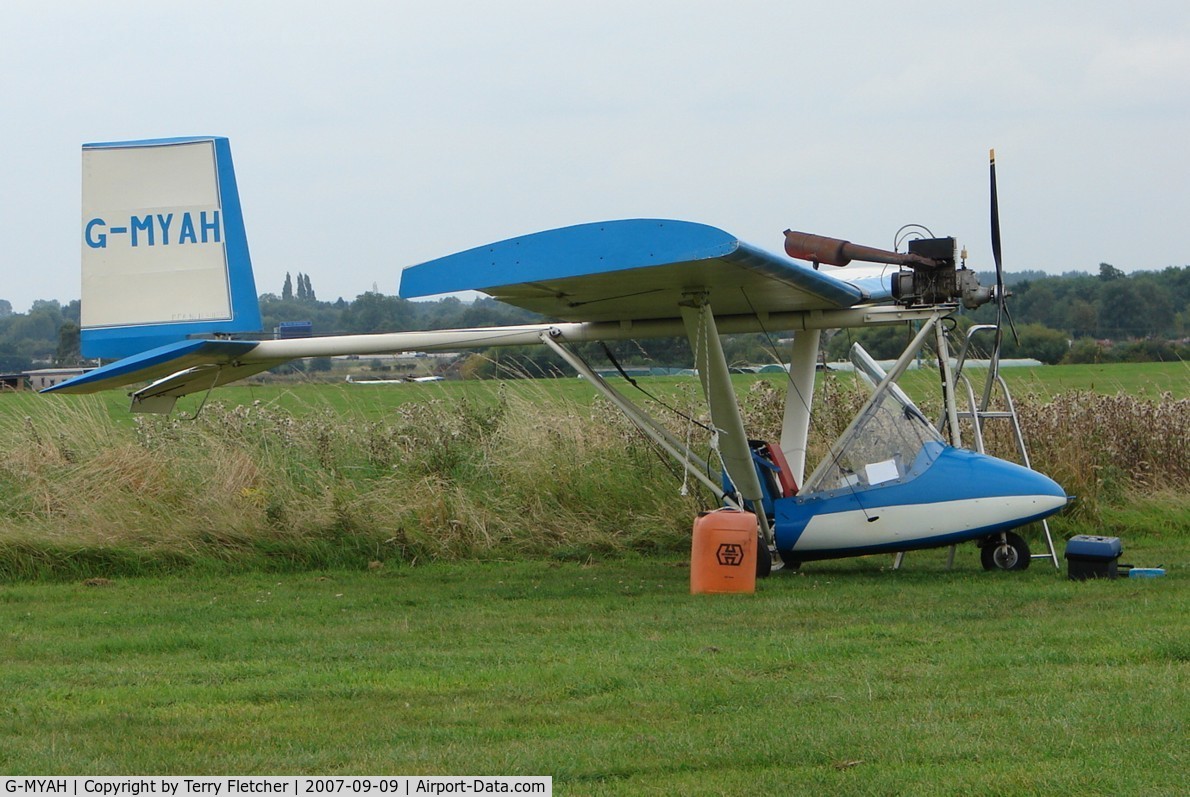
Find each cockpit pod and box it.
[772,346,1068,565]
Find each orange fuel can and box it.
[690,509,757,594]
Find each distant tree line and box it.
[829,263,1190,365]
[0,299,81,371]
[974,263,1189,341]
[2,264,1186,374]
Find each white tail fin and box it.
[80,136,261,358]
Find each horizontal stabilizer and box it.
[129,358,286,413]
[41,339,262,395]
[400,219,875,322]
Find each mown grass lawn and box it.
[2,541,1184,795]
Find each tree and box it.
[0,346,29,370]
[1067,299,1098,339]
[1016,283,1057,328]
[0,300,11,318]
[1001,323,1069,364]
[292,272,316,302]
[55,321,82,366]
[5,301,63,363]
[1132,280,1176,338]
[1063,338,1107,364]
[282,272,294,300]
[1098,262,1125,282]
[1095,280,1138,339]
[340,292,415,333]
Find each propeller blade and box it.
[990,148,1004,300]
[983,147,1007,410]
[989,149,1017,345]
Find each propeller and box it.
[989,149,1020,350]
[982,148,1021,412]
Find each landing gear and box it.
[757,536,773,579]
[981,531,1031,571]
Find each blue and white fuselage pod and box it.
[772,443,1067,564]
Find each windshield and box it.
[801,344,945,495]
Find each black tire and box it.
[981,531,1031,571]
[756,536,773,579]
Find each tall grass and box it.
[1,374,1185,579]
[0,387,699,579]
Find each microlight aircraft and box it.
[47,136,1068,574]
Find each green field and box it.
[163,358,1190,412]
[0,362,1186,791]
[8,360,1188,424]
[897,360,1190,401]
[2,551,1185,793]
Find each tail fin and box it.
[80,136,262,358]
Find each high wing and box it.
[399,218,891,318]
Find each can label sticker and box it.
[716,543,745,566]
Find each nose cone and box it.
[962,449,1069,527]
[1029,468,1068,505]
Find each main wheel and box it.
[756,536,773,579]
[981,531,1031,571]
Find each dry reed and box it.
[0,377,1184,577]
[0,391,698,576]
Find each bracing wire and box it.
[569,341,713,509]
[598,342,712,433]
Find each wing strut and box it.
[679,296,773,546]
[538,329,736,507]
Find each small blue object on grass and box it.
[1065,535,1123,581]
[1128,568,1165,578]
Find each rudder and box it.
[80,136,262,358]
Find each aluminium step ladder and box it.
[893,324,1060,570]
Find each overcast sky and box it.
[2,0,1187,313]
